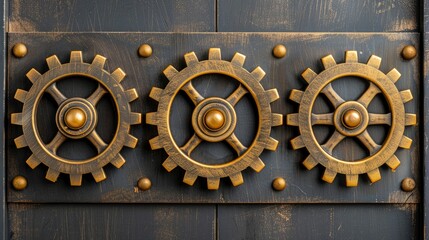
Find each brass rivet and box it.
[138,44,153,58]
[272,44,287,58]
[401,177,415,192]
[137,177,152,191]
[401,45,416,60]
[12,175,27,191]
[12,43,27,58]
[204,109,225,130]
[64,108,87,130]
[342,109,361,129]
[272,177,286,191]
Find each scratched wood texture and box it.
[218,0,419,32]
[423,0,429,239]
[6,32,420,204]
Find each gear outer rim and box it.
[298,62,405,175]
[156,59,273,178]
[21,59,133,175]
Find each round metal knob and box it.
[12,175,28,191]
[64,108,87,130]
[272,177,286,191]
[204,109,225,130]
[342,109,361,129]
[137,177,152,191]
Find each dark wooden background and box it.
[3,0,426,239]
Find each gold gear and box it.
[147,48,283,190]
[287,51,416,187]
[11,51,141,186]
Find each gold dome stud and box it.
[138,44,153,58]
[64,108,87,130]
[401,45,416,60]
[272,44,287,58]
[12,43,27,58]
[204,109,225,130]
[272,177,286,191]
[342,109,361,129]
[137,177,152,191]
[12,175,28,191]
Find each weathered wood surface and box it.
[6,32,420,203]
[218,0,419,32]
[423,1,429,239]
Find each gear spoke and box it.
[87,131,108,154]
[226,85,248,106]
[357,83,381,108]
[312,113,334,125]
[181,82,204,105]
[225,133,248,156]
[369,113,392,125]
[321,130,346,155]
[46,132,67,154]
[46,83,67,105]
[356,130,381,155]
[321,83,345,108]
[180,134,203,156]
[87,84,108,106]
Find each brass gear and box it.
[11,51,141,186]
[287,51,416,187]
[147,48,283,190]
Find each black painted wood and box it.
[218,204,420,239]
[6,32,420,204]
[0,0,5,238]
[8,0,216,32]
[423,1,429,239]
[8,203,216,239]
[218,0,419,32]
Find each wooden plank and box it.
[218,204,420,239]
[218,0,419,32]
[8,203,215,239]
[6,32,419,203]
[0,0,5,237]
[8,0,215,32]
[423,1,429,239]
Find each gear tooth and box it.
[46,55,62,69]
[11,113,23,125]
[14,135,27,149]
[92,168,107,182]
[250,157,265,172]
[400,90,413,103]
[321,55,337,69]
[162,157,178,172]
[302,155,318,170]
[124,134,138,148]
[130,112,142,125]
[367,55,382,69]
[301,68,317,83]
[386,68,401,83]
[291,136,305,150]
[183,171,198,186]
[26,68,41,83]
[386,155,401,171]
[110,154,126,168]
[405,113,417,126]
[70,174,82,186]
[163,65,179,81]
[322,169,337,183]
[367,168,381,183]
[149,87,163,102]
[125,88,138,102]
[265,137,279,151]
[70,51,83,63]
[146,112,158,125]
[208,48,221,60]
[207,178,220,190]
[26,154,41,169]
[231,52,246,66]
[229,172,244,186]
[345,51,358,63]
[271,113,283,127]
[149,136,162,150]
[251,67,266,82]
[266,89,279,103]
[346,174,359,187]
[14,89,28,103]
[45,168,60,182]
[184,52,199,66]
[289,89,304,103]
[287,113,299,126]
[111,68,126,83]
[91,55,107,68]
[399,135,413,149]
